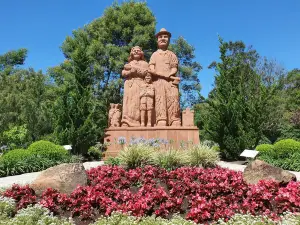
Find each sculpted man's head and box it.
[128,46,144,61]
[156,28,171,50]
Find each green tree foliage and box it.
[2,125,29,150]
[280,69,300,140]
[255,58,286,143]
[203,37,278,159]
[0,48,27,74]
[49,1,156,155]
[0,50,54,147]
[169,37,202,108]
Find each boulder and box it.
[243,159,296,185]
[30,163,87,195]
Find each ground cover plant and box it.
[2,166,300,224]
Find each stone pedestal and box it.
[104,126,200,159]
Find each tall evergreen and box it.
[204,37,264,159]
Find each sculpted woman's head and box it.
[128,46,145,62]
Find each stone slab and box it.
[104,126,200,159]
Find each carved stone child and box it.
[140,74,155,127]
[108,103,122,127]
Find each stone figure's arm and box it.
[169,53,179,77]
[169,67,178,77]
[148,54,156,75]
[140,61,149,76]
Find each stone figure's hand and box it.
[143,69,148,76]
[131,67,137,73]
[124,64,131,70]
[149,68,156,75]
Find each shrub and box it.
[212,145,220,152]
[185,143,220,168]
[0,149,31,176]
[256,144,274,155]
[0,141,74,177]
[0,149,29,164]
[151,148,186,170]
[119,143,154,169]
[273,139,300,158]
[87,146,102,160]
[0,196,15,219]
[28,140,69,161]
[104,157,121,166]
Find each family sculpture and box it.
[109,28,182,128]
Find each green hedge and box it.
[273,139,300,157]
[255,144,274,155]
[0,141,75,177]
[28,140,69,161]
[258,139,300,172]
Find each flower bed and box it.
[2,166,300,224]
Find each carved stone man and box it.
[149,28,181,126]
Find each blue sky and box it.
[0,0,299,97]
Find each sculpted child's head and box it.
[128,46,144,62]
[145,73,152,84]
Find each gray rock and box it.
[30,163,87,195]
[243,159,296,185]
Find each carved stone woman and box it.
[121,46,149,127]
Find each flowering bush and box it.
[2,166,300,224]
[3,184,36,209]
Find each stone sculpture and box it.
[104,29,200,158]
[140,73,155,127]
[121,46,149,127]
[149,28,181,127]
[108,103,122,127]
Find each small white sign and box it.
[63,145,72,150]
[240,149,259,158]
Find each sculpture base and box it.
[103,126,200,159]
